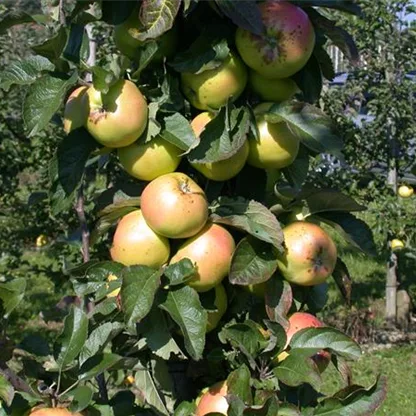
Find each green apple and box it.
[63,86,89,133]
[206,284,227,332]
[250,70,299,102]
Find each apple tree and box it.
[0,1,387,415]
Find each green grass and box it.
[321,345,416,415]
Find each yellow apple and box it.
[63,86,89,133]
[181,52,248,110]
[190,112,249,181]
[110,209,170,267]
[250,70,299,102]
[391,239,405,251]
[398,185,414,198]
[86,79,148,148]
[118,136,182,181]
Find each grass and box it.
[321,345,416,415]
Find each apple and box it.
[247,103,300,170]
[118,136,182,181]
[206,284,228,332]
[110,209,170,267]
[391,238,405,251]
[190,112,249,181]
[277,222,337,286]
[86,79,148,148]
[276,312,331,373]
[35,234,48,247]
[170,223,235,292]
[195,381,228,416]
[29,408,82,416]
[181,52,248,110]
[398,185,414,198]
[140,172,209,239]
[114,9,177,62]
[235,1,315,79]
[250,70,299,102]
[63,86,88,134]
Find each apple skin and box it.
[29,408,82,416]
[277,312,331,373]
[190,112,249,181]
[247,103,300,170]
[398,185,414,198]
[110,209,170,267]
[277,222,337,286]
[181,52,248,110]
[63,86,89,134]
[206,284,228,332]
[140,172,209,239]
[86,79,148,148]
[250,70,299,102]
[118,136,182,181]
[235,1,315,79]
[195,381,228,416]
[170,223,235,292]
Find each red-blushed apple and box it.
[235,1,315,79]
[181,52,248,110]
[63,86,88,134]
[276,312,331,373]
[140,172,209,239]
[249,70,299,102]
[29,408,82,416]
[110,209,170,267]
[114,8,177,62]
[247,103,300,170]
[118,136,182,181]
[86,79,148,148]
[190,112,249,181]
[195,381,228,416]
[277,222,337,286]
[170,223,235,292]
[206,284,228,332]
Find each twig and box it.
[75,186,90,263]
[59,0,66,26]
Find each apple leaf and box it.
[55,306,89,371]
[235,165,267,202]
[314,212,377,256]
[229,237,278,286]
[66,386,93,413]
[0,56,54,91]
[243,396,281,416]
[160,112,199,151]
[210,197,284,250]
[101,0,137,25]
[163,258,196,286]
[227,365,253,406]
[0,10,47,34]
[313,376,387,415]
[63,24,85,64]
[215,0,264,35]
[174,401,197,416]
[282,145,310,191]
[293,1,363,17]
[78,353,121,381]
[32,26,68,63]
[267,101,342,157]
[0,374,14,407]
[187,105,251,164]
[292,54,323,104]
[159,286,207,361]
[290,327,361,360]
[0,278,26,318]
[332,258,352,306]
[314,44,336,82]
[138,0,181,41]
[265,279,292,329]
[170,30,230,74]
[121,266,163,328]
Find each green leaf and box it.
[32,26,67,63]
[313,376,387,415]
[215,0,264,35]
[210,197,284,250]
[332,258,352,306]
[174,401,197,416]
[101,0,138,25]
[265,279,292,329]
[267,102,342,157]
[0,279,26,317]
[170,32,230,74]
[55,306,88,370]
[229,237,278,286]
[121,266,163,328]
[282,145,310,190]
[160,112,199,151]
[290,327,361,360]
[227,365,252,406]
[0,56,54,92]
[292,54,322,104]
[63,24,85,64]
[315,212,377,256]
[132,41,159,75]
[295,1,362,17]
[23,72,78,136]
[66,386,93,413]
[79,353,122,381]
[138,0,181,41]
[90,65,117,94]
[163,258,196,286]
[159,286,207,360]
[0,10,45,34]
[273,350,322,390]
[235,165,267,202]
[187,106,251,164]
[0,374,14,407]
[79,322,124,365]
[313,44,336,81]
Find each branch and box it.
[59,0,66,26]
[75,186,90,263]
